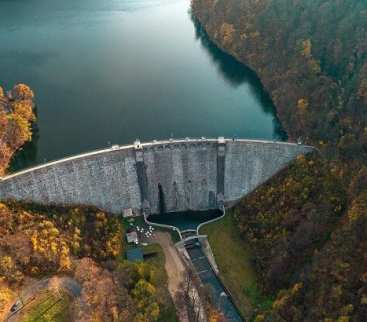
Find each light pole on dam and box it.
[0,137,314,215]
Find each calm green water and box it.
[149,209,222,231]
[0,0,285,170]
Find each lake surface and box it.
[0,0,285,171]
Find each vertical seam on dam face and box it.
[134,142,149,211]
[0,139,315,214]
[216,139,226,207]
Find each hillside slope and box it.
[192,1,367,320]
[192,0,367,158]
[0,202,177,322]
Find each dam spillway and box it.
[0,138,314,214]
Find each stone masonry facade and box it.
[0,138,314,215]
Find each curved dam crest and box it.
[0,138,314,214]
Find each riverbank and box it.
[201,209,272,319]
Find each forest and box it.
[192,0,367,321]
[0,201,176,321]
[1,0,367,320]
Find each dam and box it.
[0,138,314,214]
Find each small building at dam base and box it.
[0,138,314,215]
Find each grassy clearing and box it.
[20,291,70,322]
[143,243,165,265]
[201,210,273,319]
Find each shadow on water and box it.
[192,19,249,88]
[149,209,222,231]
[151,182,222,230]
[5,3,287,175]
[191,14,287,140]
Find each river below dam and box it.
[0,0,285,171]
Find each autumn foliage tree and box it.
[0,83,35,176]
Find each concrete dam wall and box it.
[0,138,314,214]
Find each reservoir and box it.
[0,0,285,171]
[0,3,285,319]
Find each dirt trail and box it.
[152,231,189,322]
